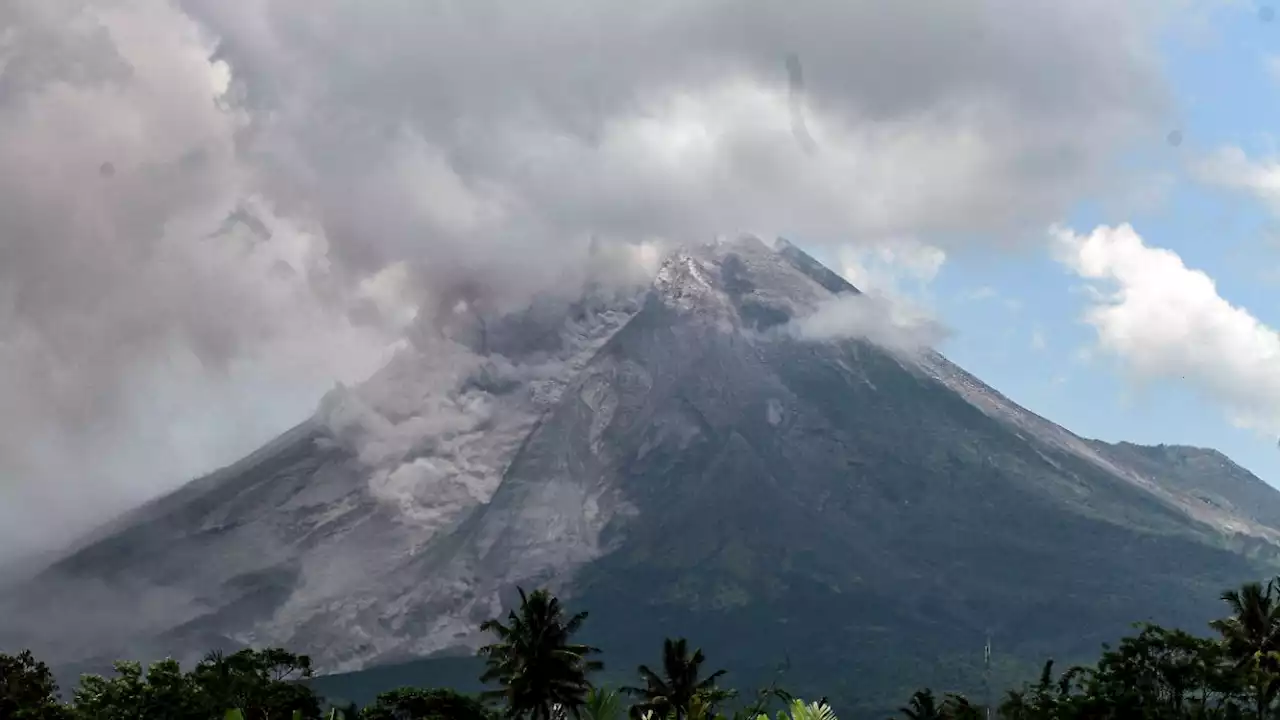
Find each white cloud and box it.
[822,237,950,354]
[838,237,947,296]
[1190,144,1280,280]
[1194,146,1280,208]
[1052,222,1280,434]
[789,293,951,352]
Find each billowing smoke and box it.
[0,0,1177,565]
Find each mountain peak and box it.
[651,236,848,336]
[6,239,1280,713]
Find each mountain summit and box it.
[5,237,1280,710]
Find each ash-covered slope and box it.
[0,286,647,672]
[1089,441,1280,556]
[6,238,1280,710]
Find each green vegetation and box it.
[17,577,1280,718]
[478,587,602,719]
[622,638,730,719]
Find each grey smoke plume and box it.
[0,0,1180,565]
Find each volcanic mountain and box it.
[4,237,1280,714]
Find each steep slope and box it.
[1090,441,1280,560]
[5,237,1280,714]
[0,288,646,671]
[1090,441,1280,529]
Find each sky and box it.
[806,1,1280,490]
[3,0,1280,565]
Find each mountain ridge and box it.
[4,237,1280,712]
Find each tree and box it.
[357,687,493,720]
[0,650,72,720]
[1083,624,1237,718]
[897,689,942,720]
[731,660,794,720]
[478,587,603,720]
[190,648,322,720]
[636,697,832,720]
[938,694,981,720]
[997,659,1091,720]
[582,688,628,720]
[72,659,207,720]
[69,649,320,720]
[624,638,729,720]
[758,698,837,720]
[1210,578,1280,720]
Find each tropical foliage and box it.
[356,687,493,720]
[64,648,321,720]
[19,578,1280,718]
[477,587,603,719]
[623,638,729,719]
[582,687,629,720]
[0,649,72,720]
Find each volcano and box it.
[5,237,1280,714]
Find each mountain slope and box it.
[1091,441,1280,545]
[5,237,1280,714]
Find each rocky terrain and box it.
[4,237,1280,710]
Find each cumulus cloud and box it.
[0,0,1178,564]
[1052,223,1280,434]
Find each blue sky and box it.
[863,4,1280,484]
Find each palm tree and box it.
[997,689,1029,720]
[635,696,832,720]
[896,689,942,720]
[623,638,728,720]
[199,650,246,715]
[582,688,627,720]
[772,698,837,720]
[1210,578,1280,720]
[938,694,981,720]
[478,587,603,720]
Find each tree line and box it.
[11,578,1280,719]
